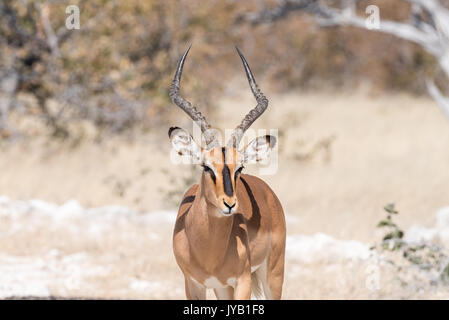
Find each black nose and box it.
[223,200,236,210]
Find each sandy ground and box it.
[0,197,448,299]
[1,89,449,299]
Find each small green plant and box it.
[376,203,449,285]
[377,203,404,251]
[441,263,449,284]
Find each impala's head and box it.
[168,45,276,215]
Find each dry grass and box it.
[1,88,449,299]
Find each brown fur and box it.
[173,170,286,300]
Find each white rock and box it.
[405,226,438,243]
[286,233,372,263]
[436,207,449,229]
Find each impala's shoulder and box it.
[239,174,270,188]
[178,184,198,210]
[174,184,198,234]
[184,183,199,196]
[239,174,278,200]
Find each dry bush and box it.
[0,0,439,141]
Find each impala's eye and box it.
[235,166,244,180]
[202,165,216,184]
[202,165,212,172]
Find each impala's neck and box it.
[186,173,235,272]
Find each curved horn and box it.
[227,46,269,148]
[169,45,218,148]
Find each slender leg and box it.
[233,273,251,300]
[255,259,272,300]
[185,277,206,300]
[266,243,285,300]
[214,287,234,300]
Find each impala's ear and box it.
[168,127,202,162]
[241,135,276,163]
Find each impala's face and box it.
[169,127,276,216]
[201,147,243,215]
[169,46,274,216]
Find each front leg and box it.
[233,272,251,300]
[214,287,234,300]
[233,224,252,300]
[185,277,206,300]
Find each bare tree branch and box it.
[236,0,316,25]
[38,3,60,58]
[241,0,449,120]
[427,79,449,118]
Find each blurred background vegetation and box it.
[1,1,449,299]
[0,0,444,140]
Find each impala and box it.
[168,45,286,300]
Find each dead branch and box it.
[241,0,449,119]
